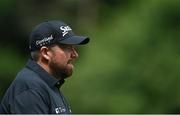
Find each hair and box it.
[30,50,40,61]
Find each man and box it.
[0,20,90,114]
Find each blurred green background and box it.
[0,0,180,113]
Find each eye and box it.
[66,46,73,49]
[57,44,77,52]
[58,44,73,50]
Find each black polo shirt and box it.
[0,59,71,114]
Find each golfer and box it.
[0,20,90,114]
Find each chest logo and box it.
[55,107,66,114]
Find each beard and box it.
[49,60,73,79]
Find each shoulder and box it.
[16,67,43,85]
[11,67,48,95]
[1,67,51,112]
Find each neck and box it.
[37,61,51,74]
[37,61,62,80]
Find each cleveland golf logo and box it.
[60,26,72,37]
[36,35,54,46]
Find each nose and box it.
[71,47,78,59]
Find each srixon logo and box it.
[60,26,72,37]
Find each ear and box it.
[40,46,51,61]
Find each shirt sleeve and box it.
[11,89,49,114]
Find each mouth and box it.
[67,60,75,65]
[67,60,75,70]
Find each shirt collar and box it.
[25,59,65,88]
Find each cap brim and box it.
[58,36,90,45]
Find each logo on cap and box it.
[36,35,54,46]
[60,26,72,37]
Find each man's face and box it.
[48,44,78,79]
